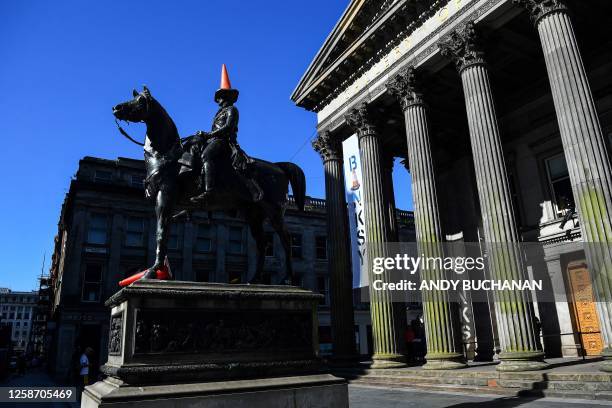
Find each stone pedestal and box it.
[82,280,348,407]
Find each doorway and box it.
[567,261,603,356]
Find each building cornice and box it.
[292,0,446,112]
[314,0,507,134]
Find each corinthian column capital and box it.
[312,130,342,162]
[345,102,377,139]
[386,66,425,111]
[438,22,486,73]
[513,0,568,25]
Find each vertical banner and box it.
[342,135,368,288]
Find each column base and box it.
[423,352,467,370]
[599,347,612,372]
[496,351,548,372]
[371,353,407,369]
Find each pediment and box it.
[292,0,399,106]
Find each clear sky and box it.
[0,0,413,291]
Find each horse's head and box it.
[112,86,153,123]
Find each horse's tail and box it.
[276,162,306,212]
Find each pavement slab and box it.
[349,384,612,408]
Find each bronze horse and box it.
[112,87,305,284]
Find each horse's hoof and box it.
[142,268,158,280]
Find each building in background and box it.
[0,289,37,352]
[294,0,612,369]
[46,156,415,380]
[29,271,52,358]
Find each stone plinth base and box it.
[82,374,348,408]
[86,280,348,407]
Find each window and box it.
[228,227,243,254]
[265,232,274,257]
[317,276,330,306]
[82,264,102,302]
[291,234,303,259]
[195,224,212,252]
[126,216,145,247]
[9,313,14,320]
[94,170,112,183]
[87,213,108,245]
[168,223,180,250]
[15,322,20,327]
[131,174,145,188]
[315,236,327,260]
[545,154,574,217]
[16,313,21,320]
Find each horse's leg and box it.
[145,188,173,279]
[270,212,293,285]
[246,209,266,284]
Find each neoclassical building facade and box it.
[293,0,612,372]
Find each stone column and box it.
[386,67,466,369]
[439,22,547,371]
[382,152,399,242]
[345,103,407,368]
[312,131,358,364]
[514,0,612,371]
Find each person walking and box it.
[79,347,93,387]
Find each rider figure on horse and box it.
[190,64,263,203]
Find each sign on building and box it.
[342,135,368,288]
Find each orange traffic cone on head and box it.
[220,64,232,89]
[215,64,239,103]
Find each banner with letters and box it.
[342,134,368,288]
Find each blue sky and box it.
[0,0,412,291]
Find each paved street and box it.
[2,371,611,407]
[349,385,612,408]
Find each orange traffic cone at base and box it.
[119,257,173,287]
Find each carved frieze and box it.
[316,0,507,132]
[108,313,123,355]
[133,309,312,355]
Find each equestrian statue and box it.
[112,65,305,286]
